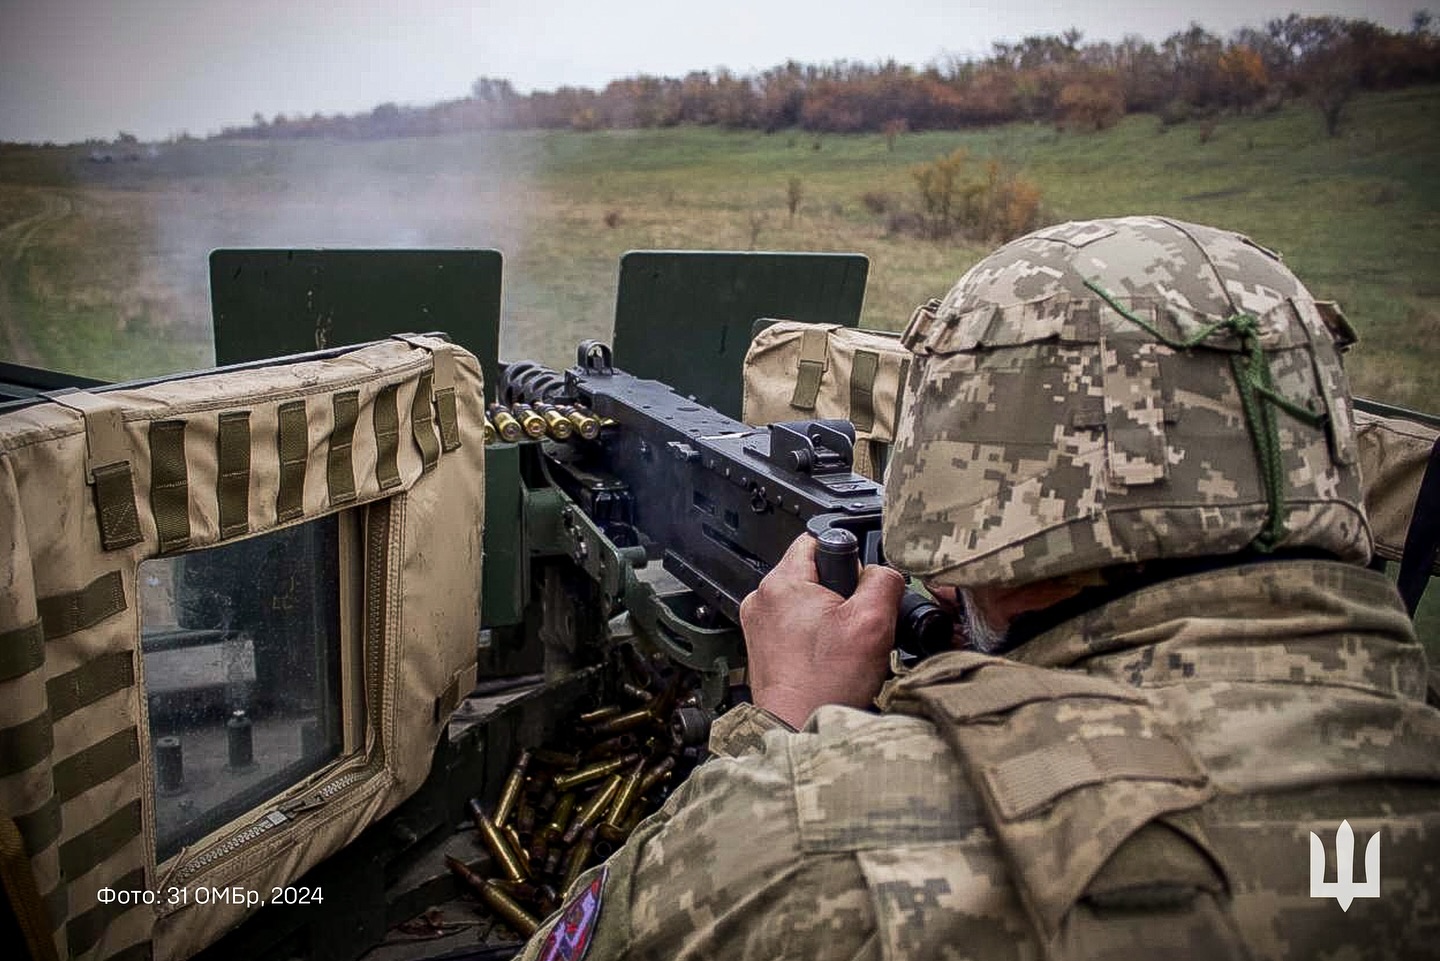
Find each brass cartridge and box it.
[577,705,622,725]
[561,828,597,894]
[552,752,641,793]
[486,404,524,442]
[504,825,530,872]
[494,749,531,826]
[601,760,646,833]
[510,403,549,439]
[563,774,623,844]
[587,707,656,739]
[478,879,541,938]
[474,806,529,882]
[482,416,497,445]
[534,403,574,440]
[557,404,601,440]
[637,756,676,796]
[541,792,578,841]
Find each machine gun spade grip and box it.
[813,527,861,598]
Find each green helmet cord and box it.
[1084,279,1328,552]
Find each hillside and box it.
[0,85,1436,411]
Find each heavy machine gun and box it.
[495,339,951,719]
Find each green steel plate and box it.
[209,249,502,393]
[611,251,867,420]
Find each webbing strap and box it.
[986,734,1207,821]
[276,400,308,522]
[58,799,141,880]
[849,349,879,433]
[14,795,61,854]
[435,387,461,452]
[394,335,461,452]
[0,815,61,961]
[216,411,251,538]
[0,621,44,682]
[374,384,402,490]
[47,652,133,721]
[47,392,143,551]
[37,571,126,641]
[893,357,911,431]
[148,421,190,552]
[923,665,1145,723]
[53,729,139,802]
[0,711,53,778]
[67,866,145,956]
[789,327,831,410]
[410,371,440,472]
[1398,435,1440,616]
[328,391,359,506]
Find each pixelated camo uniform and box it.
[519,561,1440,960]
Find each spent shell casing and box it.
[602,760,647,833]
[581,734,637,763]
[562,828,597,894]
[486,404,524,443]
[558,404,601,440]
[542,792,578,841]
[504,824,530,872]
[444,854,487,896]
[478,879,541,938]
[619,644,659,691]
[563,774,623,844]
[534,403,574,440]
[637,756,676,796]
[483,416,497,445]
[494,749,532,826]
[587,707,656,739]
[510,403,549,439]
[577,704,622,725]
[543,846,564,878]
[620,681,654,704]
[476,807,529,882]
[515,798,537,834]
[532,748,581,769]
[553,752,641,793]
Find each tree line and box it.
[223,14,1440,141]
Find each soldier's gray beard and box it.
[958,588,1008,654]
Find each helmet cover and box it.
[883,216,1371,587]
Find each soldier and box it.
[520,217,1440,960]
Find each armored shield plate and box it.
[209,249,503,393]
[612,251,867,420]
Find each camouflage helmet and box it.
[882,216,1372,587]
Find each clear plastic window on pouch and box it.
[138,516,343,862]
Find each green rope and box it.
[1084,280,1327,552]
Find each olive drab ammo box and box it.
[0,335,486,961]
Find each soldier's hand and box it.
[739,534,905,729]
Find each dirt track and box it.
[0,187,72,366]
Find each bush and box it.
[907,151,1043,243]
[861,191,893,215]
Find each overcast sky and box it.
[0,0,1428,143]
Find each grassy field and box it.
[1,87,1438,643]
[1,84,1437,408]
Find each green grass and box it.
[1,85,1437,403]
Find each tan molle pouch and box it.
[742,320,912,480]
[0,335,485,961]
[882,654,1244,961]
[1356,409,1440,574]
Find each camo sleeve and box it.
[708,702,794,758]
[518,730,880,961]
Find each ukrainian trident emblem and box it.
[1309,820,1380,911]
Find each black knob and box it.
[813,527,860,597]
